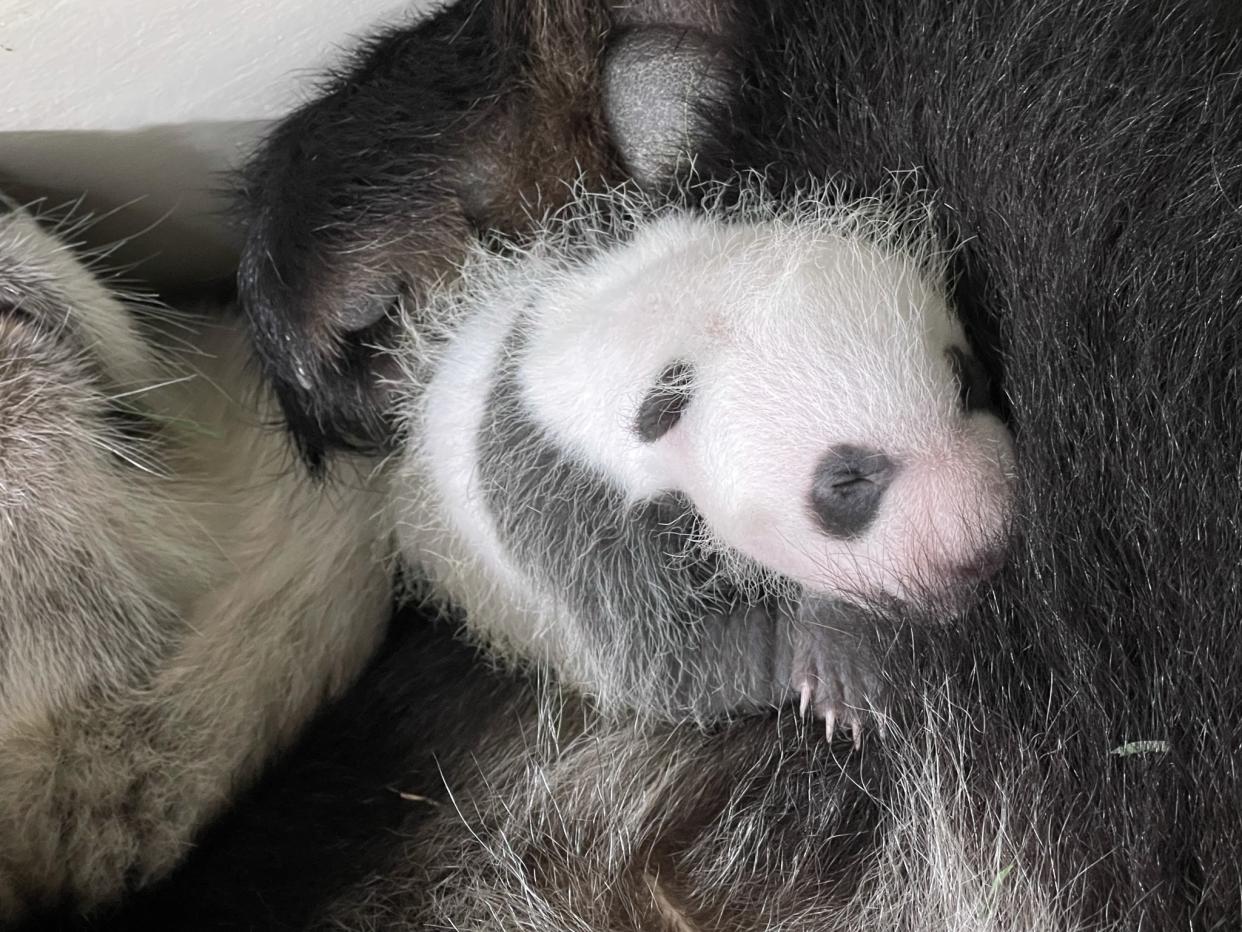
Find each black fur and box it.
[236,0,623,466]
[87,0,1242,927]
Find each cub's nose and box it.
[809,445,896,538]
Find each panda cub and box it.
[395,187,1015,732]
[231,0,1014,736]
[0,199,389,920]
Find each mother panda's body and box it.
[90,0,1242,929]
[0,205,391,922]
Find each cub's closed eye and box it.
[635,360,695,442]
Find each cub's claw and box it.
[780,596,885,747]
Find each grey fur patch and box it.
[476,326,786,721]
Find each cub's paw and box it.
[779,596,886,748]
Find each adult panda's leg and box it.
[0,202,391,920]
[238,0,614,464]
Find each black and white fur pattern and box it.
[0,201,390,921]
[44,0,1242,928]
[398,188,1013,726]
[240,0,1015,735]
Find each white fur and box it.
[517,207,1015,602]
[0,204,391,917]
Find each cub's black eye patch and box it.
[635,361,695,442]
[947,346,992,413]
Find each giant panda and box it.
[0,198,391,924]
[45,0,1242,928]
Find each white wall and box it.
[0,0,433,284]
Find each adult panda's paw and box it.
[237,114,472,469]
[781,596,886,747]
[233,2,508,469]
[234,5,741,471]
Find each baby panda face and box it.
[518,206,1015,611]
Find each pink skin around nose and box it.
[702,419,1015,610]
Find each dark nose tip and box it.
[809,445,896,539]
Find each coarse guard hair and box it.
[0,199,391,924]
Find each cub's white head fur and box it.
[512,187,1015,609]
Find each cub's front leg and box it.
[783,596,888,745]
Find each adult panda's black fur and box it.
[80,0,1242,928]
[235,0,625,465]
